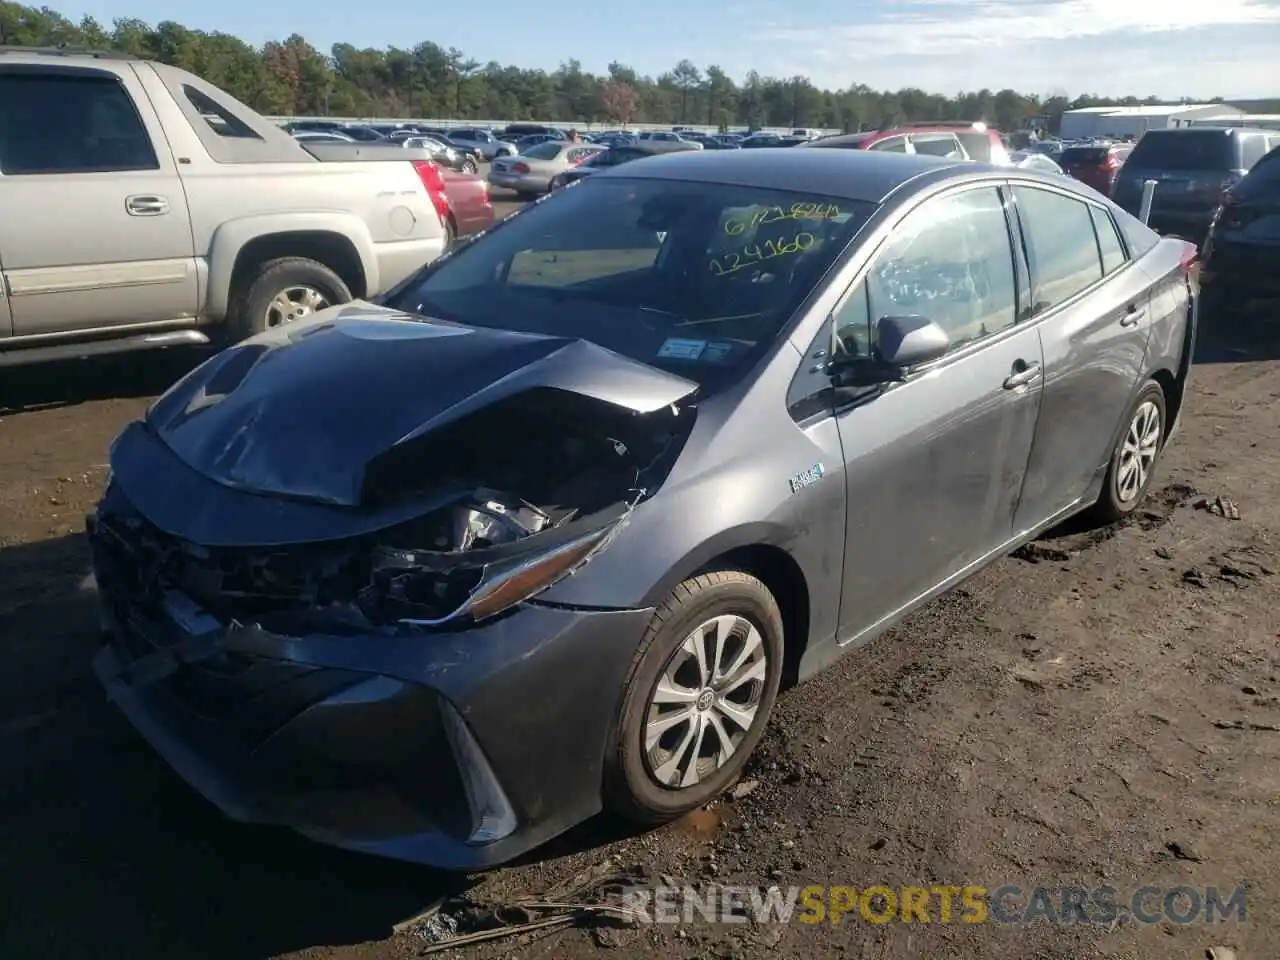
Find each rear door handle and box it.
[1119,307,1145,327]
[125,195,170,216]
[1003,361,1041,389]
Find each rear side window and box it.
[1089,206,1127,275]
[957,132,992,162]
[1240,135,1268,169]
[183,85,261,139]
[1127,131,1234,170]
[1013,187,1104,312]
[0,71,159,174]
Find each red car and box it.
[804,122,1012,164]
[439,169,494,244]
[1059,143,1132,195]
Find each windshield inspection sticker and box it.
[658,338,708,361]
[701,341,736,364]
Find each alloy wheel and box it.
[1117,399,1161,502]
[643,613,767,789]
[265,285,330,327]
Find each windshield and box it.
[1128,131,1234,170]
[388,177,876,390]
[1061,147,1109,165]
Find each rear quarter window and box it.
[1110,203,1160,258]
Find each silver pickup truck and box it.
[0,46,450,367]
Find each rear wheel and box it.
[1088,380,1167,524]
[460,157,478,175]
[604,570,784,823]
[226,257,351,342]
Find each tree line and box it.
[2,4,1275,132]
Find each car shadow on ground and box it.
[0,348,212,415]
[1194,297,1280,364]
[0,531,479,960]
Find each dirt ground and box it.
[2,271,1278,960]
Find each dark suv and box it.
[1112,127,1276,243]
[1199,143,1280,315]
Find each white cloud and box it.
[744,0,1280,97]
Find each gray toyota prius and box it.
[90,148,1199,870]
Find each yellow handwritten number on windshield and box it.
[709,232,816,275]
[723,203,840,236]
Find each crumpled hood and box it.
[145,302,698,507]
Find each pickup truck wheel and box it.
[229,257,352,340]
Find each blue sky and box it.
[69,0,1280,99]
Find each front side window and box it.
[866,187,1018,351]
[0,71,159,174]
[1013,186,1104,313]
[391,178,876,391]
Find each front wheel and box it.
[1089,380,1167,524]
[604,570,784,823]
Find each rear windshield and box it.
[523,141,563,160]
[1127,131,1234,171]
[1061,147,1110,166]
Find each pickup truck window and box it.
[183,85,261,140]
[0,71,159,175]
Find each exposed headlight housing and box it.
[357,514,623,628]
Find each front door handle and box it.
[1003,361,1041,389]
[125,194,170,216]
[1119,307,1145,328]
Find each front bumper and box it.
[89,510,652,870]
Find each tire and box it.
[604,570,784,823]
[226,257,352,342]
[1088,380,1167,524]
[460,157,478,175]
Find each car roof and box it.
[599,147,975,203]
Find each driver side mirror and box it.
[828,315,950,386]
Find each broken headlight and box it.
[357,506,621,628]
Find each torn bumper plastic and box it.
[90,523,653,870]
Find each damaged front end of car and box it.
[95,386,694,643]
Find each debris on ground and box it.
[730,779,760,800]
[1195,496,1241,520]
[1010,543,1072,563]
[408,862,657,954]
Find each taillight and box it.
[1179,242,1198,279]
[512,161,531,174]
[410,159,450,226]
